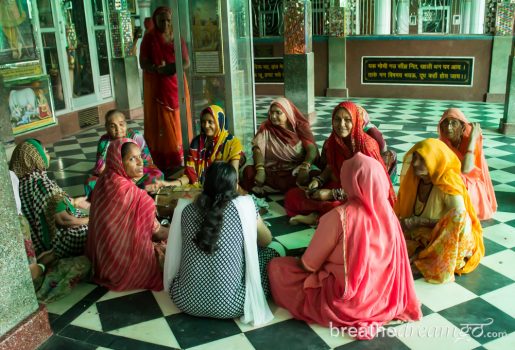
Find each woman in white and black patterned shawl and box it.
[10,139,90,259]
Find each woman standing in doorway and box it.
[140,6,192,173]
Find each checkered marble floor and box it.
[40,97,515,350]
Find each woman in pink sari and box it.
[438,108,497,220]
[268,153,421,340]
[87,139,168,291]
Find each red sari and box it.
[86,138,163,291]
[284,101,395,217]
[269,153,421,340]
[438,108,497,220]
[140,7,192,171]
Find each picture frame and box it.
[2,75,56,135]
[0,0,38,65]
[190,0,224,75]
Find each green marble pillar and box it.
[283,0,316,122]
[486,36,512,102]
[500,52,515,135]
[284,53,316,122]
[112,56,143,112]
[0,143,39,337]
[326,37,348,97]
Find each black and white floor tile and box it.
[40,97,514,349]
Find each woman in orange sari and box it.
[395,138,484,284]
[140,6,192,172]
[269,154,421,340]
[438,108,497,220]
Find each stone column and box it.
[0,142,52,349]
[486,36,513,102]
[283,0,316,122]
[461,0,472,34]
[137,0,152,20]
[500,26,515,135]
[373,0,391,35]
[470,0,486,34]
[326,2,348,97]
[396,0,409,34]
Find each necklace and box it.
[413,180,433,216]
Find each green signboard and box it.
[362,56,474,86]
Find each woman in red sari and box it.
[269,153,421,340]
[438,108,497,220]
[240,97,318,193]
[87,139,168,291]
[140,6,192,172]
[284,101,395,225]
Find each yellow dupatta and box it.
[395,138,484,274]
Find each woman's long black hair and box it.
[193,162,239,254]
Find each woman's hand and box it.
[470,122,482,141]
[55,211,89,228]
[309,189,333,201]
[152,225,169,241]
[296,168,310,186]
[255,168,266,187]
[307,178,320,191]
[145,183,160,193]
[73,197,90,210]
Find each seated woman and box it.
[85,109,165,197]
[438,108,497,220]
[269,154,421,340]
[9,170,90,303]
[357,104,398,183]
[395,138,484,284]
[284,101,396,225]
[87,139,168,291]
[164,162,280,325]
[10,139,90,259]
[178,105,244,186]
[240,97,319,194]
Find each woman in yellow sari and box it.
[180,105,244,186]
[395,138,484,284]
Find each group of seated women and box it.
[7,97,495,338]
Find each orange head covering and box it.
[395,138,484,273]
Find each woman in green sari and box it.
[10,139,90,259]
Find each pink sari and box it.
[438,108,497,220]
[269,153,421,339]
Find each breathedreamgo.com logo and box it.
[330,318,508,342]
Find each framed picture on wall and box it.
[190,0,224,75]
[3,75,56,135]
[0,0,38,64]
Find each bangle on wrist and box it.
[37,263,46,274]
[314,176,325,186]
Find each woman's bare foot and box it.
[37,250,56,266]
[289,213,319,226]
[29,263,44,280]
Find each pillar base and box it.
[499,121,515,135]
[326,88,349,98]
[485,93,505,103]
[0,304,53,350]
